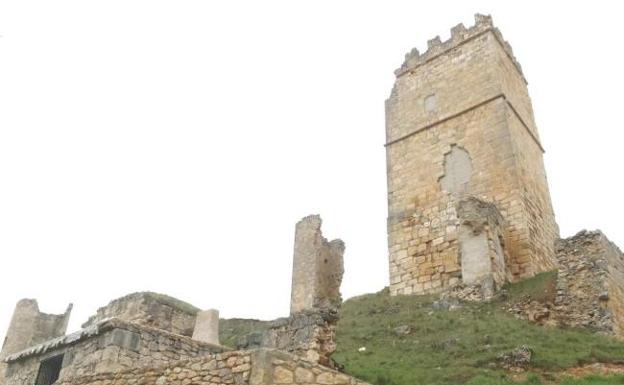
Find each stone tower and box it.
[1,299,72,358]
[290,215,345,314]
[385,14,559,296]
[0,299,72,385]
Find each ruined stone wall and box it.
[235,311,339,368]
[507,231,624,337]
[82,292,199,337]
[260,349,370,385]
[504,97,559,276]
[290,216,345,314]
[0,299,72,385]
[4,319,227,385]
[554,231,624,336]
[1,299,72,358]
[54,350,252,385]
[457,197,507,295]
[48,349,369,385]
[385,14,558,296]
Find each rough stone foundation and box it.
[1,299,72,358]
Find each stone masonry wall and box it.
[55,350,252,385]
[457,197,508,296]
[82,292,199,337]
[5,319,227,385]
[505,100,559,276]
[235,311,339,368]
[1,299,72,358]
[508,231,624,338]
[48,349,369,385]
[261,349,371,385]
[554,231,624,336]
[385,14,559,296]
[0,299,72,385]
[386,100,511,294]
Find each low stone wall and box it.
[263,350,370,385]
[555,231,624,335]
[235,310,339,368]
[55,350,252,385]
[5,319,228,385]
[507,230,624,337]
[82,292,199,337]
[48,349,369,385]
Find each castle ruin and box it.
[0,216,364,385]
[2,12,624,385]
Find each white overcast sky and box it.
[0,1,622,336]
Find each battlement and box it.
[394,14,525,82]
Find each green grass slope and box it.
[333,272,624,385]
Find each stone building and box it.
[0,216,362,385]
[386,14,560,296]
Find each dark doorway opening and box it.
[35,354,64,385]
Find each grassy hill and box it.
[221,272,624,385]
[333,272,624,385]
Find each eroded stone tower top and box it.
[394,14,524,80]
[290,215,345,314]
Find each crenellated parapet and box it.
[394,13,525,82]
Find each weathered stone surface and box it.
[386,13,559,297]
[295,367,315,383]
[291,215,345,314]
[439,146,472,195]
[193,309,220,345]
[509,230,624,337]
[236,310,339,368]
[4,318,229,385]
[82,292,199,337]
[5,348,370,385]
[457,197,507,297]
[0,299,72,359]
[0,299,72,385]
[273,365,294,383]
[225,216,346,368]
[555,230,624,335]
